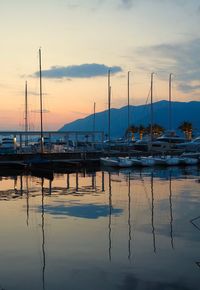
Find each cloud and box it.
[33,63,122,79]
[39,203,123,219]
[178,83,200,93]
[120,0,134,8]
[135,38,200,93]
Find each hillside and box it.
[60,100,200,137]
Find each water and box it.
[0,166,200,290]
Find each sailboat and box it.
[101,71,133,168]
[152,74,181,165]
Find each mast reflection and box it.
[26,175,29,227]
[41,177,46,290]
[151,172,156,253]
[128,173,132,261]
[169,170,174,249]
[102,171,105,192]
[20,174,23,196]
[91,173,96,190]
[76,171,79,192]
[108,172,112,262]
[67,173,70,190]
[49,179,52,195]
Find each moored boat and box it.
[140,156,155,166]
[100,157,119,167]
[129,157,143,166]
[100,157,133,168]
[179,157,198,165]
[117,157,133,167]
[154,156,180,166]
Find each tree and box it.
[125,125,138,141]
[178,121,193,140]
[153,123,165,137]
[138,125,145,140]
[145,123,164,137]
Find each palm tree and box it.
[178,121,193,140]
[145,123,164,138]
[138,125,145,140]
[153,123,165,137]
[125,125,138,141]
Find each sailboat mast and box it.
[25,81,28,145]
[108,69,111,142]
[93,102,96,132]
[127,71,130,134]
[39,48,44,154]
[150,72,154,142]
[169,73,173,131]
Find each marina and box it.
[1,1,200,289]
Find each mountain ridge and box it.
[60,100,200,137]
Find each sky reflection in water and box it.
[0,167,200,290]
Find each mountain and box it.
[59,100,200,137]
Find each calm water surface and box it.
[0,166,200,290]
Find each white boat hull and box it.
[141,157,155,167]
[100,157,119,167]
[154,156,180,166]
[100,157,133,168]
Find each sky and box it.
[0,0,200,130]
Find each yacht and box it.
[151,131,186,153]
[176,136,200,152]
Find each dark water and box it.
[1,166,200,290]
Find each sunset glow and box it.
[1,0,200,130]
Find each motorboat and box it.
[179,157,198,165]
[151,131,186,153]
[100,157,119,167]
[154,155,180,166]
[140,156,155,166]
[100,157,133,168]
[179,152,200,165]
[176,136,200,152]
[117,157,133,167]
[129,157,143,166]
[133,136,151,152]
